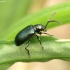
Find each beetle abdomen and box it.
[15,25,35,46]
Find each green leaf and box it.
[0,36,70,70]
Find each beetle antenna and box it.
[45,12,61,29]
[49,12,56,21]
[45,12,56,28]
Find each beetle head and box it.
[34,24,46,33]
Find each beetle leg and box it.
[36,35,44,50]
[39,31,53,36]
[25,39,30,58]
[43,32,53,36]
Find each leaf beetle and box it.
[15,13,61,57]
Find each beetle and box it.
[15,13,61,57]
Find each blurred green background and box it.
[0,0,33,39]
[0,0,70,40]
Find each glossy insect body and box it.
[15,13,61,57]
[15,25,35,46]
[15,24,45,46]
